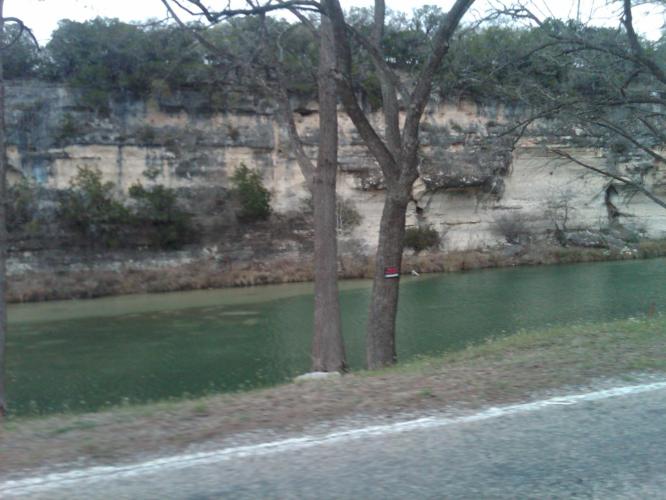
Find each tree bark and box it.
[366,184,410,368]
[311,15,346,372]
[0,0,7,417]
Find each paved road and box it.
[6,384,666,499]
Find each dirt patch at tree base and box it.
[2,316,665,480]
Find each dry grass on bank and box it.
[2,314,665,478]
[7,239,666,303]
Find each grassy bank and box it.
[8,239,666,303]
[2,314,665,478]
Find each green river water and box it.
[6,258,666,416]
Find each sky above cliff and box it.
[8,0,665,45]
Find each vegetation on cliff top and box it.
[6,12,661,110]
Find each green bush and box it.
[58,167,197,249]
[58,166,131,247]
[55,113,81,145]
[404,226,440,253]
[230,164,271,222]
[6,178,38,233]
[128,183,196,249]
[135,125,157,145]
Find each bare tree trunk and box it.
[311,15,346,372]
[0,0,7,417]
[366,184,410,368]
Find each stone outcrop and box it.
[6,80,666,260]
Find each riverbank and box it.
[2,314,665,479]
[8,239,666,303]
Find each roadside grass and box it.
[48,419,98,437]
[362,315,666,378]
[2,314,665,478]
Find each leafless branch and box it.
[401,0,476,160]
[345,23,408,101]
[638,116,666,145]
[260,15,315,190]
[287,8,318,37]
[621,0,666,86]
[589,118,666,164]
[177,0,321,22]
[551,148,666,210]
[0,16,39,51]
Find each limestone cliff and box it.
[7,80,666,260]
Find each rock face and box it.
[7,80,666,257]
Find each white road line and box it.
[3,380,666,496]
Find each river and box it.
[7,258,666,416]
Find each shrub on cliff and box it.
[7,178,39,233]
[230,164,271,222]
[58,167,132,248]
[404,226,440,253]
[336,198,363,235]
[495,213,530,245]
[57,168,198,249]
[128,183,196,249]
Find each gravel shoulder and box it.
[1,315,665,480]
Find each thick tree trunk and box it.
[0,0,7,417]
[311,15,346,372]
[366,183,410,369]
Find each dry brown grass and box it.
[8,240,666,303]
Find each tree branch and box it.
[371,0,401,157]
[590,118,666,164]
[0,16,39,51]
[401,0,475,163]
[345,24,407,101]
[551,148,666,210]
[265,18,315,190]
[622,0,666,86]
[323,0,399,182]
[180,0,321,22]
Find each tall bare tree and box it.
[161,0,346,371]
[323,0,476,368]
[311,15,346,371]
[0,0,7,417]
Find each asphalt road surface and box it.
[5,383,666,499]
